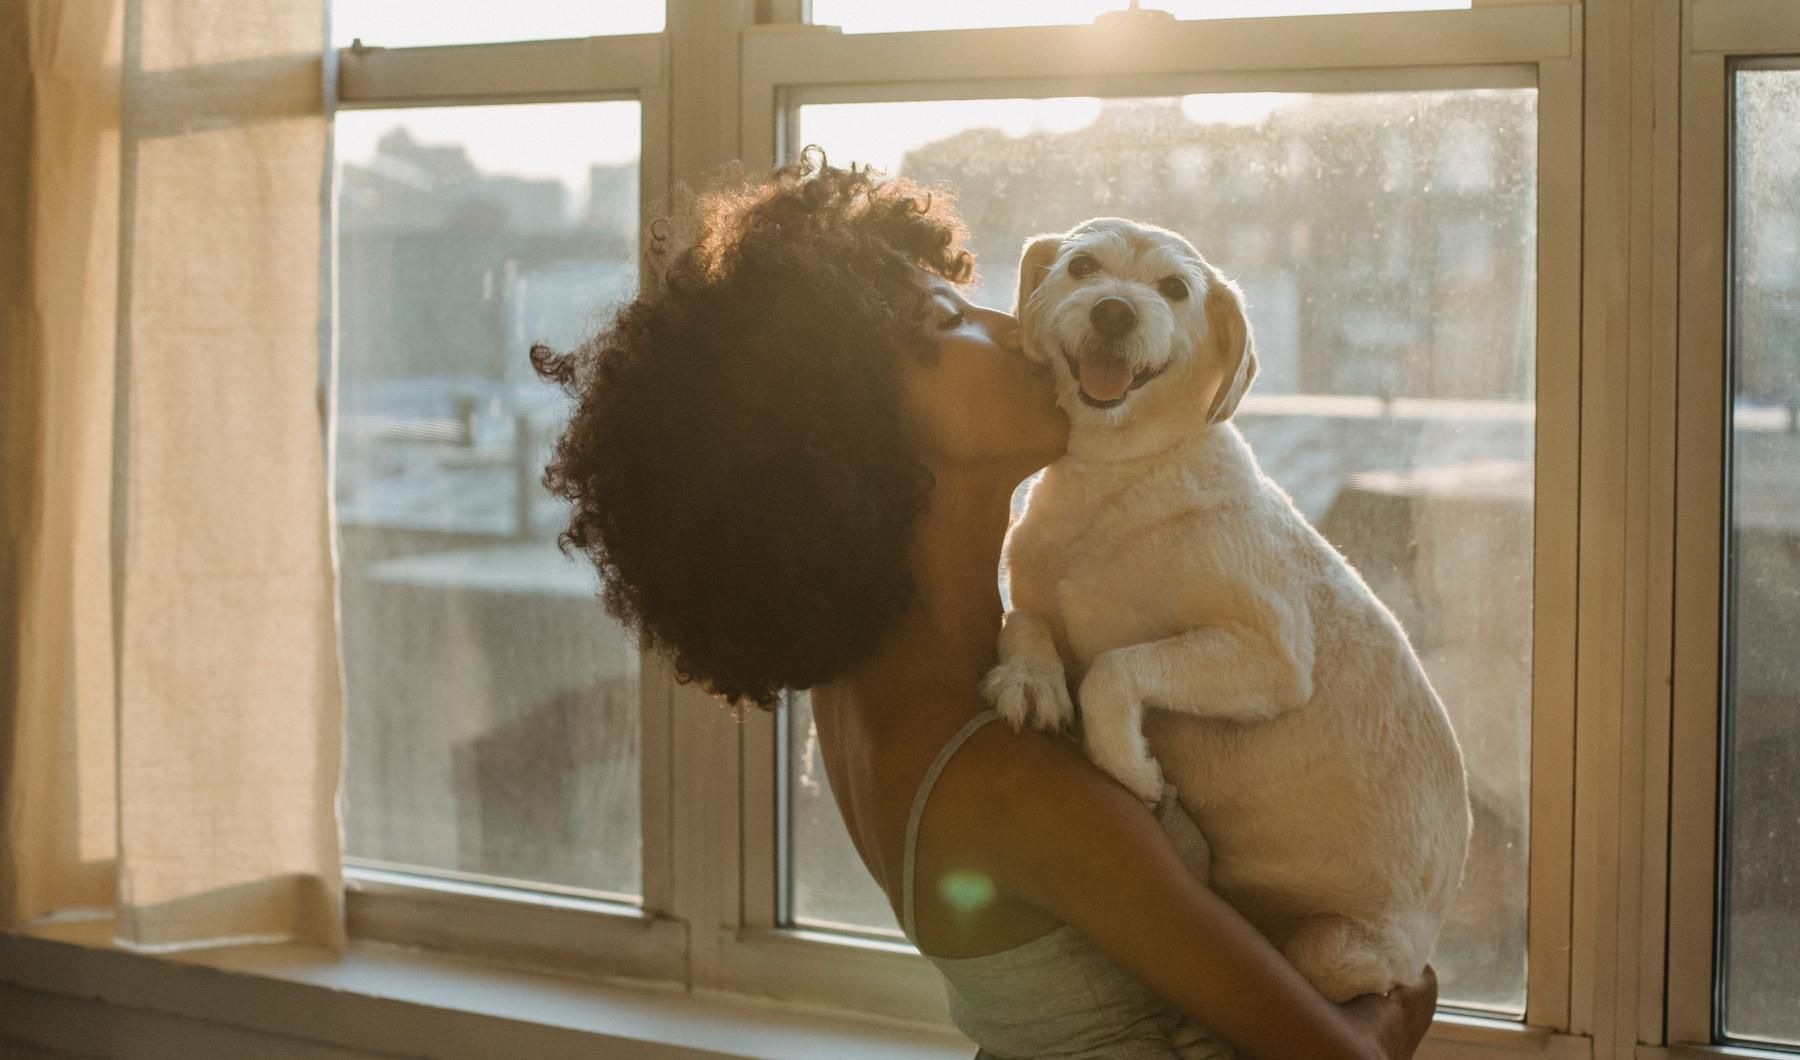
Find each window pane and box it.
[787,693,904,936]
[1722,65,1800,1050]
[335,102,643,898]
[331,0,662,48]
[811,0,1464,35]
[788,90,1536,1014]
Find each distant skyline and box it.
[333,94,1296,224]
[799,94,1294,177]
[335,103,640,209]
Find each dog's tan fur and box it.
[986,218,1471,1002]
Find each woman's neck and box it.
[851,463,1020,711]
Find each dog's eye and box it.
[1067,254,1100,279]
[1156,276,1190,301]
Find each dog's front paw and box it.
[982,661,1075,733]
[1078,653,1163,805]
[1098,744,1165,807]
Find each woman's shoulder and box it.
[941,717,1090,793]
[926,720,1170,879]
[903,716,1099,955]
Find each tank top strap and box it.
[902,709,1004,942]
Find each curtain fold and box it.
[2,0,344,951]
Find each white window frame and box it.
[1668,2,1800,1056]
[723,6,1588,1055]
[330,28,687,986]
[314,4,1800,1059]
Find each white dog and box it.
[984,218,1471,1002]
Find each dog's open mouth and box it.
[1063,352,1165,409]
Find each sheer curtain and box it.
[1,0,344,950]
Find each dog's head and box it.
[1015,218,1257,430]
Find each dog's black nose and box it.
[1090,296,1137,338]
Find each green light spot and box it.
[938,870,996,914]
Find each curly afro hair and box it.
[533,151,973,710]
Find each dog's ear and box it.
[1203,270,1258,424]
[1015,234,1062,316]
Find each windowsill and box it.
[1660,1044,1800,1060]
[1,916,1600,1060]
[0,916,973,1060]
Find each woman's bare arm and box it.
[941,726,1435,1060]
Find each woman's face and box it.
[900,271,1071,474]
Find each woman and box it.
[535,153,1437,1059]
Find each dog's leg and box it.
[981,610,1074,733]
[1077,660,1165,804]
[1085,589,1316,727]
[1078,593,1313,802]
[1279,914,1413,1003]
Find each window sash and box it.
[1670,2,1800,1047]
[733,6,1583,1036]
[336,34,664,106]
[329,29,680,963]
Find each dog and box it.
[983,218,1471,1002]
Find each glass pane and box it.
[335,102,643,898]
[331,0,663,48]
[812,0,1464,34]
[790,90,1537,1014]
[787,693,904,935]
[1722,65,1800,1050]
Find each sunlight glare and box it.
[812,0,1469,34]
[334,0,1471,46]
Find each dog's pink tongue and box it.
[1079,359,1135,403]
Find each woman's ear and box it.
[1015,235,1063,316]
[1203,270,1259,424]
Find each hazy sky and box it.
[335,102,641,194]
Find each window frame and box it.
[313,3,1800,1058]
[329,28,684,984]
[728,3,1585,1045]
[1669,1,1800,1052]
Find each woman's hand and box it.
[1341,966,1439,1060]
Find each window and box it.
[782,88,1539,1015]
[335,101,645,898]
[1720,61,1800,1051]
[322,6,1800,1058]
[786,692,902,935]
[1673,9,1800,1053]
